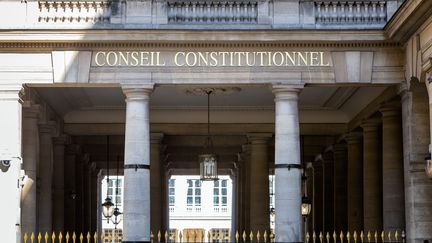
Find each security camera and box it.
[0,160,11,172]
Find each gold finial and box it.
[164,230,168,242]
[87,232,91,243]
[37,233,42,243]
[374,231,378,243]
[347,231,351,243]
[208,230,211,242]
[242,230,247,242]
[366,231,371,243]
[44,232,48,243]
[353,231,358,243]
[235,230,239,242]
[306,232,310,243]
[80,232,84,243]
[257,230,261,242]
[107,231,111,242]
[319,231,323,243]
[222,231,226,241]
[339,231,344,243]
[31,232,35,243]
[93,232,97,243]
[332,231,337,243]
[312,231,317,243]
[51,232,56,243]
[264,230,268,243]
[387,231,391,242]
[23,233,28,243]
[249,230,254,242]
[158,230,161,242]
[100,230,104,242]
[150,231,154,243]
[326,232,330,243]
[360,231,364,243]
[66,232,70,243]
[381,231,385,242]
[395,230,399,241]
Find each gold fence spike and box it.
[374,231,378,243]
[264,230,268,243]
[86,232,91,243]
[51,232,56,243]
[229,230,232,242]
[216,230,219,241]
[366,231,371,243]
[207,230,211,242]
[100,230,105,242]
[340,231,344,243]
[257,230,261,243]
[353,231,357,243]
[24,233,28,243]
[326,232,330,243]
[332,231,337,243]
[312,231,317,243]
[347,231,351,243]
[37,233,42,243]
[360,231,364,243]
[107,231,111,243]
[164,230,168,243]
[395,230,399,241]
[157,230,161,242]
[93,232,97,243]
[223,230,227,241]
[381,231,384,242]
[31,232,35,243]
[72,232,77,243]
[44,232,49,243]
[242,230,247,242]
[150,231,154,243]
[319,231,323,243]
[179,231,183,242]
[65,232,70,243]
[387,231,391,242]
[250,230,254,242]
[306,232,310,243]
[235,230,239,243]
[79,233,84,243]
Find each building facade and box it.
[0,0,432,242]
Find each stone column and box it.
[150,133,164,233]
[380,103,405,232]
[64,144,79,232]
[401,81,432,243]
[333,143,348,232]
[273,86,302,242]
[22,104,40,235]
[240,144,251,233]
[38,123,56,234]
[247,133,272,233]
[52,136,68,232]
[122,86,153,242]
[361,119,383,232]
[345,132,363,231]
[0,86,23,243]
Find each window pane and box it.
[213,197,219,205]
[222,180,227,187]
[195,197,201,205]
[195,189,201,195]
[187,197,193,205]
[169,188,175,195]
[108,188,113,195]
[169,197,175,205]
[214,189,219,195]
[109,180,114,187]
[187,180,192,187]
[187,189,193,195]
[222,197,227,204]
[214,180,219,187]
[169,179,175,187]
[195,180,200,187]
[222,188,227,195]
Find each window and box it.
[186,179,201,207]
[103,229,123,243]
[213,179,228,209]
[211,228,230,243]
[169,179,176,207]
[107,178,123,208]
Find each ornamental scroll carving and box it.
[38,1,111,23]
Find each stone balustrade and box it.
[314,1,387,25]
[167,0,258,24]
[38,1,111,23]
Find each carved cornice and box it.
[0,41,402,50]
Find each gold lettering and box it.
[220,52,229,66]
[155,52,165,66]
[106,51,118,66]
[174,52,185,66]
[185,52,198,66]
[272,52,284,66]
[209,52,218,66]
[310,52,320,66]
[297,52,308,66]
[130,52,139,66]
[140,52,150,66]
[198,52,209,66]
[320,52,330,66]
[94,52,106,66]
[284,52,296,66]
[119,52,130,66]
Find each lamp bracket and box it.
[124,164,150,171]
[275,163,302,170]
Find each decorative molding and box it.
[167,0,258,24]
[0,41,402,50]
[182,86,242,96]
[38,1,111,23]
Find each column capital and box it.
[150,132,164,144]
[0,84,24,103]
[53,135,70,146]
[247,133,273,144]
[38,123,56,135]
[122,84,154,101]
[272,84,304,101]
[360,118,382,132]
[379,101,401,118]
[23,104,41,119]
[344,132,363,145]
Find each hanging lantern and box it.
[301,196,312,217]
[102,197,115,220]
[111,207,123,225]
[199,90,218,181]
[199,154,218,181]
